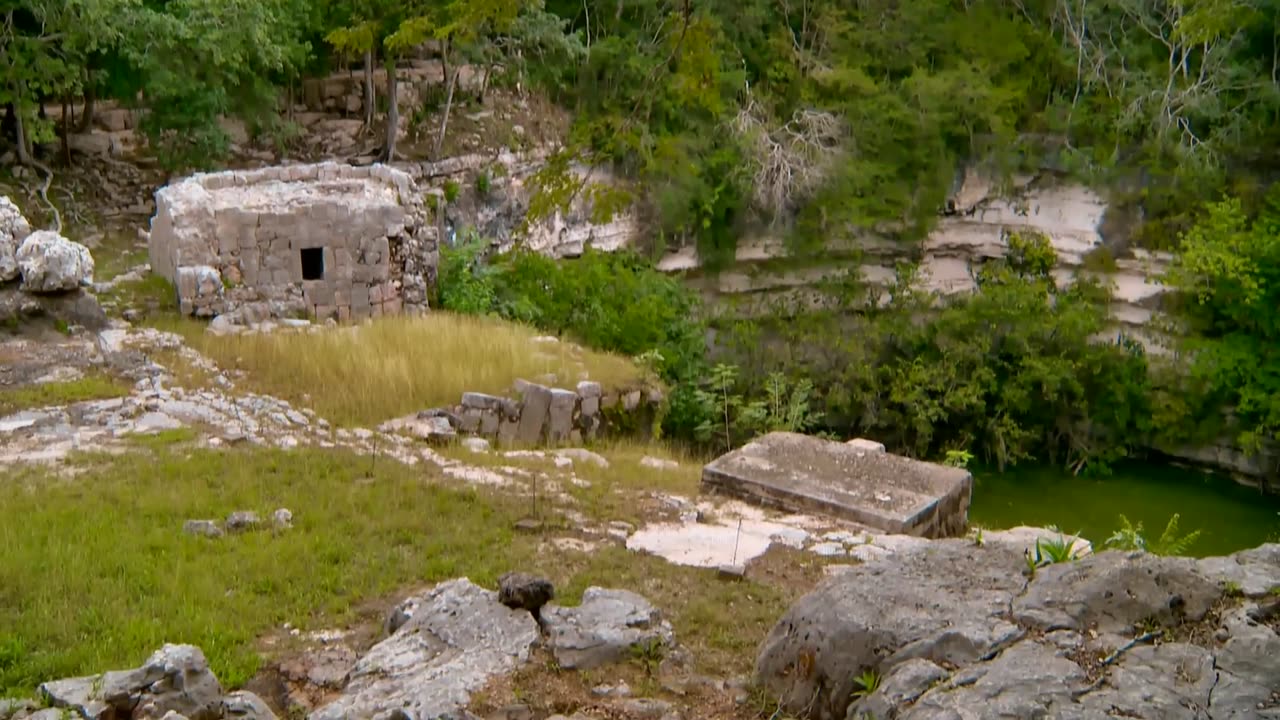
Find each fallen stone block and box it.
[702,432,972,538]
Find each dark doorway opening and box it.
[301,248,324,280]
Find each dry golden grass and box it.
[184,313,644,427]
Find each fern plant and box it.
[1148,514,1202,556]
[1105,514,1147,552]
[1105,514,1201,556]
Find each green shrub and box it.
[437,231,497,315]
[443,180,461,204]
[488,249,707,380]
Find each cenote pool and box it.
[968,461,1280,557]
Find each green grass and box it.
[183,313,645,427]
[0,444,534,694]
[92,229,151,282]
[97,274,179,320]
[0,440,800,697]
[0,373,132,416]
[434,439,706,526]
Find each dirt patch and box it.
[745,544,840,589]
[469,647,751,720]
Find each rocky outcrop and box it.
[396,150,640,261]
[309,578,541,720]
[40,644,226,720]
[0,196,32,282]
[15,231,95,293]
[310,578,674,720]
[0,198,103,331]
[755,540,1280,720]
[541,587,675,670]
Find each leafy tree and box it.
[126,0,316,169]
[0,0,141,165]
[1165,190,1280,469]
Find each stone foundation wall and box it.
[431,379,663,447]
[150,162,438,324]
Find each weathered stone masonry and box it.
[384,379,665,448]
[149,162,437,323]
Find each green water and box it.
[969,461,1280,557]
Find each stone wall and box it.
[386,379,664,448]
[149,162,438,324]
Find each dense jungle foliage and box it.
[6,0,1279,241]
[3,0,1279,477]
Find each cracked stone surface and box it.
[756,539,1280,720]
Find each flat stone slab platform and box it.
[701,432,973,538]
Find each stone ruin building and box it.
[149,162,438,324]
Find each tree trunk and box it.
[440,38,450,96]
[381,54,399,162]
[77,85,96,133]
[60,96,72,166]
[478,66,490,104]
[433,67,460,159]
[14,104,33,166]
[363,48,376,129]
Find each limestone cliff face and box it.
[418,156,1174,343]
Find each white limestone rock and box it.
[16,231,95,293]
[0,196,32,282]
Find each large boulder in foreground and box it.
[756,540,1280,720]
[309,578,540,720]
[0,196,32,282]
[17,231,95,293]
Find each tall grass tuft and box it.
[187,314,643,426]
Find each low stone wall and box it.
[150,162,438,324]
[388,379,664,448]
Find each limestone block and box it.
[702,432,973,538]
[479,409,500,435]
[623,391,641,411]
[351,284,371,309]
[498,417,518,446]
[337,306,351,322]
[547,389,577,445]
[458,409,481,433]
[515,382,552,445]
[462,393,504,410]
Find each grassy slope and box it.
[181,314,644,427]
[0,440,802,698]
